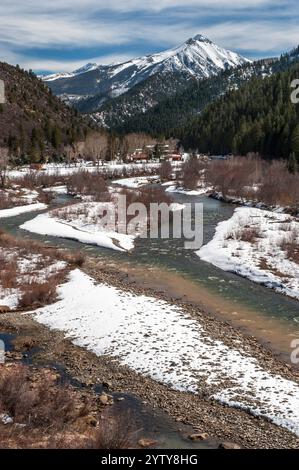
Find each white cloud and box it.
[0,0,297,71]
[201,21,299,54]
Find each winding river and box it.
[1,191,299,364]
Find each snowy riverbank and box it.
[20,204,136,252]
[0,203,47,219]
[197,207,299,300]
[29,268,299,437]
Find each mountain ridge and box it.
[44,34,249,107]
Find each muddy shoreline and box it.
[1,256,299,449]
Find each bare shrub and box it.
[67,170,110,202]
[0,147,9,189]
[280,228,299,264]
[206,155,299,211]
[258,161,299,210]
[182,155,203,190]
[0,231,84,309]
[206,155,262,200]
[87,409,140,450]
[238,226,261,243]
[19,278,59,309]
[160,160,172,182]
[14,171,65,190]
[0,365,89,430]
[0,257,17,288]
[226,224,261,243]
[0,231,84,267]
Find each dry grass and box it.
[0,365,141,449]
[280,228,299,264]
[226,225,261,243]
[0,231,84,309]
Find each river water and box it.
[1,191,299,447]
[1,192,299,362]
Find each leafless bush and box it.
[0,231,84,267]
[0,365,89,430]
[14,172,65,190]
[87,409,140,450]
[0,231,84,309]
[160,160,172,182]
[0,191,19,209]
[279,228,299,264]
[182,156,203,190]
[0,258,18,288]
[206,155,299,210]
[67,170,111,202]
[18,276,62,309]
[226,224,261,243]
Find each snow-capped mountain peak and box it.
[44,34,250,106]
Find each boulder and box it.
[218,442,242,449]
[138,438,157,448]
[189,432,210,441]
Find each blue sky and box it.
[1,0,299,73]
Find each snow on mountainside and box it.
[43,63,98,82]
[44,35,250,105]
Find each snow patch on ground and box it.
[30,269,299,437]
[8,162,161,179]
[20,208,135,252]
[0,203,47,219]
[112,176,160,188]
[197,207,299,300]
[43,185,67,194]
[0,289,20,309]
[164,183,212,196]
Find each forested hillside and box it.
[107,47,299,156]
[110,61,272,136]
[0,62,91,164]
[179,60,299,160]
[89,71,192,126]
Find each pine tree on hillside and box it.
[291,124,299,156]
[288,152,298,174]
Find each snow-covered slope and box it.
[44,35,250,103]
[42,63,98,82]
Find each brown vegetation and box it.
[67,171,111,202]
[206,155,299,211]
[0,231,84,309]
[0,364,140,449]
[160,160,173,182]
[280,228,299,264]
[182,155,204,190]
